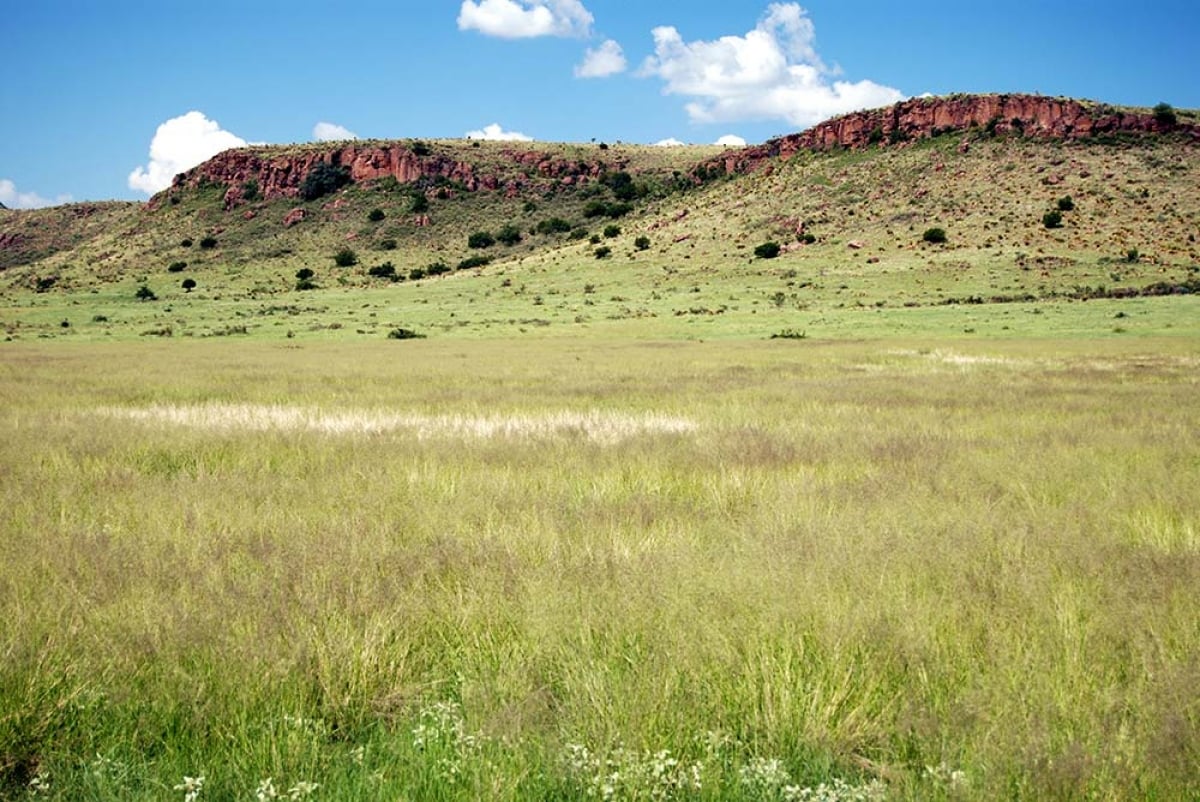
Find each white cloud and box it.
[465,123,534,141]
[715,135,747,147]
[653,138,686,147]
[458,0,593,38]
[128,111,247,195]
[0,179,73,209]
[313,121,359,142]
[575,39,627,78]
[639,3,904,128]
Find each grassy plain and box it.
[1,337,1197,800]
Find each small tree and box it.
[301,162,351,201]
[295,268,314,280]
[754,241,782,259]
[1042,210,1063,229]
[181,278,197,292]
[333,248,358,267]
[497,224,523,246]
[468,231,495,249]
[1153,102,1177,127]
[922,227,947,244]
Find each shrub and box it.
[634,235,651,251]
[770,328,808,340]
[754,241,782,259]
[603,224,621,238]
[536,217,572,235]
[922,227,948,244]
[583,200,608,219]
[333,248,358,267]
[180,238,193,248]
[295,268,314,280]
[181,278,196,292]
[388,327,426,340]
[1042,210,1063,229]
[368,208,386,222]
[1125,248,1140,263]
[468,231,495,249]
[594,246,612,259]
[1153,102,1177,127]
[569,228,589,241]
[199,236,218,250]
[135,285,157,301]
[589,234,602,245]
[800,233,817,244]
[457,255,491,271]
[408,267,427,281]
[241,179,260,202]
[35,277,57,292]
[410,141,431,157]
[410,193,429,214]
[605,202,633,219]
[378,238,397,251]
[497,224,523,246]
[300,162,351,201]
[295,279,317,291]
[1057,196,1075,212]
[425,262,451,277]
[167,261,187,273]
[367,262,396,279]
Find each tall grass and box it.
[1,339,1197,799]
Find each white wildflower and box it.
[27,768,50,795]
[287,780,319,798]
[173,775,205,802]
[255,777,279,800]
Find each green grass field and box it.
[2,337,1197,800]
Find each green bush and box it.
[594,246,612,259]
[388,327,426,340]
[497,224,523,246]
[468,231,495,249]
[754,242,782,259]
[1125,248,1140,263]
[300,162,351,201]
[922,227,947,244]
[634,236,651,251]
[425,262,451,277]
[457,255,491,271]
[368,208,386,222]
[536,217,573,235]
[199,236,218,250]
[135,285,157,301]
[378,238,397,251]
[367,262,396,279]
[408,267,427,281]
[167,261,187,273]
[180,238,193,248]
[295,279,317,291]
[583,200,608,219]
[603,224,621,239]
[1042,210,1063,229]
[410,141,431,157]
[333,248,358,267]
[410,193,429,214]
[241,179,260,202]
[1153,102,1177,127]
[1057,196,1075,212]
[800,233,816,244]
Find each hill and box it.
[1,94,1197,341]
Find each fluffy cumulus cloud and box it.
[0,179,73,209]
[639,2,904,128]
[465,123,534,141]
[312,122,358,142]
[715,134,747,147]
[653,138,686,147]
[458,0,593,39]
[575,39,627,78]
[128,111,247,195]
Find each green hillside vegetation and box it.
[2,128,1198,342]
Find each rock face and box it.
[704,94,1198,176]
[165,143,615,204]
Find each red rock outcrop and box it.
[704,94,1198,176]
[162,142,618,206]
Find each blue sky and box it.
[3,1,1197,206]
